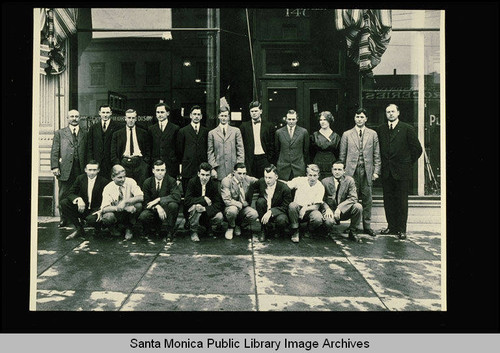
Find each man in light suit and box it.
[322,161,363,242]
[207,106,244,181]
[87,105,122,180]
[111,108,151,188]
[254,164,292,242]
[239,101,275,178]
[177,105,209,227]
[377,103,423,240]
[220,162,260,240]
[339,108,381,236]
[148,103,180,179]
[275,110,310,181]
[51,109,87,227]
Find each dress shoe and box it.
[109,226,122,237]
[234,226,241,236]
[190,232,200,242]
[291,230,300,243]
[380,227,396,235]
[58,219,67,228]
[225,228,234,240]
[398,231,407,240]
[124,228,133,240]
[184,221,190,230]
[348,230,361,243]
[258,232,266,242]
[364,228,376,237]
[162,230,173,243]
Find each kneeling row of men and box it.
[61,158,367,243]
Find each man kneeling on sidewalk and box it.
[100,165,144,240]
[60,160,109,240]
[321,161,363,242]
[184,162,225,242]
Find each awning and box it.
[91,8,172,39]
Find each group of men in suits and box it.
[50,101,422,242]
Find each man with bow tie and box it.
[207,106,245,181]
[322,161,363,242]
[239,101,275,178]
[137,160,181,242]
[51,109,87,227]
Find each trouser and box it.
[121,156,148,188]
[138,202,179,233]
[323,202,363,231]
[101,203,143,230]
[225,205,261,233]
[255,198,289,234]
[353,163,373,229]
[188,206,224,234]
[57,159,82,221]
[250,154,271,179]
[181,177,193,222]
[382,173,409,232]
[60,198,99,230]
[288,202,324,231]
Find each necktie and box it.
[103,121,107,132]
[389,123,393,130]
[223,127,226,137]
[73,128,79,159]
[359,129,364,149]
[161,122,165,132]
[194,125,198,135]
[156,181,161,192]
[253,120,261,125]
[118,186,124,202]
[289,127,293,139]
[129,127,134,155]
[239,183,246,203]
[335,179,341,205]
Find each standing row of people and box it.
[51,101,422,240]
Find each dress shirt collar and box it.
[388,119,399,128]
[71,125,80,134]
[191,122,200,130]
[253,119,261,125]
[355,126,365,134]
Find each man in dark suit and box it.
[377,103,423,239]
[254,164,292,242]
[184,162,225,242]
[148,103,180,179]
[51,109,87,227]
[87,105,121,179]
[239,101,275,178]
[60,160,109,239]
[322,161,363,242]
[177,105,209,227]
[138,160,181,242]
[275,109,310,180]
[111,108,151,188]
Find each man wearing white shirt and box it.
[255,164,292,241]
[286,164,325,243]
[339,108,381,236]
[101,165,144,240]
[60,160,109,239]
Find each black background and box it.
[2,2,499,333]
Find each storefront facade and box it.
[33,8,443,216]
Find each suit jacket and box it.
[339,127,381,186]
[322,175,359,214]
[141,174,181,207]
[275,125,310,180]
[255,179,292,217]
[87,119,122,177]
[220,173,259,208]
[177,124,209,178]
[207,125,245,181]
[377,121,423,180]
[110,126,151,166]
[239,120,275,169]
[67,174,109,211]
[148,121,180,178]
[50,126,87,181]
[184,176,224,218]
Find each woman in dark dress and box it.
[310,111,341,179]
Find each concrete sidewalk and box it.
[34,205,443,312]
